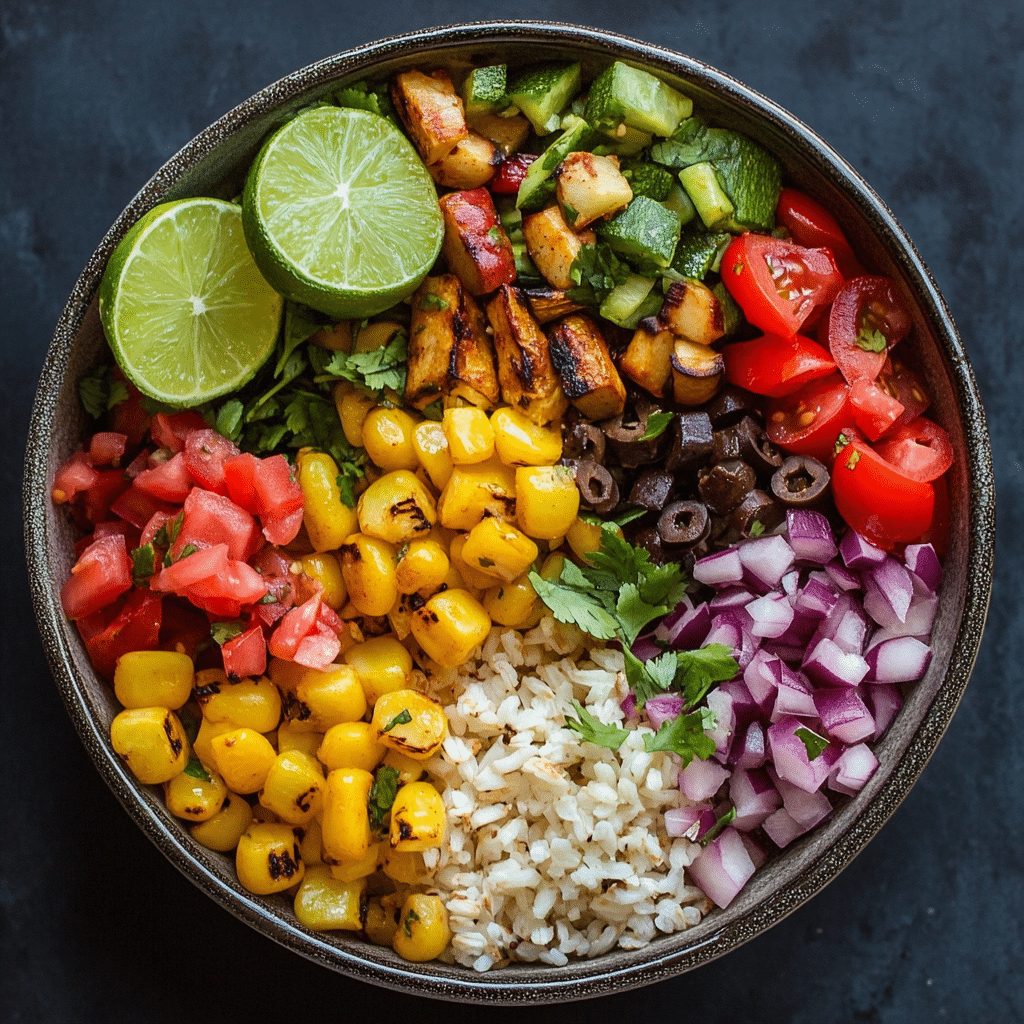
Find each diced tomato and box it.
[183,428,240,495]
[826,275,912,384]
[52,449,99,504]
[765,372,852,460]
[262,507,304,547]
[140,509,177,547]
[107,382,151,448]
[150,411,208,452]
[874,417,954,483]
[109,483,179,530]
[876,358,931,428]
[268,593,323,661]
[88,432,129,467]
[252,455,304,544]
[124,448,152,479]
[133,452,193,503]
[80,589,163,679]
[61,532,134,620]
[723,332,836,397]
[159,598,214,663]
[294,631,341,669]
[849,378,906,440]
[151,544,231,593]
[76,519,141,557]
[222,452,262,514]
[775,187,864,279]
[80,469,132,527]
[490,153,538,194]
[221,625,267,681]
[170,487,261,563]
[722,234,843,338]
[185,560,268,617]
[920,470,950,558]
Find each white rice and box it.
[420,615,712,971]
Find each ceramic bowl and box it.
[23,20,995,1003]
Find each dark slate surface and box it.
[3,1,1021,1021]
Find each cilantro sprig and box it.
[566,242,630,305]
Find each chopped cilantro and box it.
[403,908,420,937]
[367,765,401,831]
[382,709,412,733]
[748,519,766,538]
[795,726,830,761]
[700,806,737,847]
[638,411,673,442]
[78,365,129,419]
[183,754,213,783]
[333,79,397,125]
[130,544,157,585]
[566,242,630,306]
[310,328,408,394]
[642,706,718,767]
[487,224,503,243]
[421,399,444,421]
[211,621,244,646]
[418,292,450,312]
[564,700,629,750]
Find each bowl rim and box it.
[23,19,996,1003]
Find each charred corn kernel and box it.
[392,893,451,962]
[236,822,304,895]
[442,406,495,464]
[268,656,305,692]
[382,748,427,785]
[362,406,419,472]
[190,792,253,852]
[483,573,540,627]
[292,664,367,730]
[258,749,324,825]
[355,320,404,352]
[411,589,491,668]
[299,818,323,866]
[274,719,323,758]
[371,689,448,760]
[113,650,193,709]
[318,721,386,772]
[412,421,454,491]
[540,551,567,580]
[296,448,359,552]
[339,533,399,617]
[337,389,376,448]
[389,781,446,852]
[344,635,413,703]
[491,406,563,466]
[210,728,277,794]
[298,552,348,610]
[313,321,353,351]
[387,595,414,641]
[566,516,622,562]
[194,670,282,734]
[449,532,500,590]
[437,456,517,531]
[329,841,381,882]
[364,895,401,947]
[192,718,236,765]
[250,803,278,823]
[380,847,427,884]
[515,465,580,540]
[357,469,437,544]
[110,707,189,784]
[462,517,539,582]
[320,768,374,864]
[294,867,366,930]
[164,762,228,821]
[395,538,450,594]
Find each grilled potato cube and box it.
[439,188,517,296]
[428,131,499,189]
[555,152,633,229]
[521,287,587,324]
[468,112,531,155]
[660,278,730,346]
[671,337,725,405]
[390,69,468,164]
[521,205,595,290]
[486,284,569,426]
[620,321,675,398]
[546,313,627,421]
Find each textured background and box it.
[3,1,1022,1021]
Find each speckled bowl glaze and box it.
[24,21,995,1003]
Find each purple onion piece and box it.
[729,768,780,830]
[620,691,638,723]
[866,684,903,740]
[631,632,662,663]
[655,602,712,650]
[830,742,880,793]
[813,686,875,744]
[866,635,933,683]
[740,832,770,869]
[903,542,942,592]
[645,693,685,731]
[762,807,806,849]
[824,558,862,592]
[706,688,737,757]
[742,649,779,713]
[687,828,756,908]
[793,574,840,618]
[839,529,886,569]
[693,547,744,587]
[781,569,800,596]
[738,534,796,592]
[767,715,841,792]
[731,721,768,771]
[786,509,838,564]
[678,756,731,802]
[771,771,834,829]
[865,557,914,624]
[746,592,796,639]
[710,586,756,612]
[802,636,870,688]
[664,804,712,839]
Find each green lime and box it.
[241,106,444,320]
[98,197,283,406]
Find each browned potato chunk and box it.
[546,313,627,421]
[522,205,595,291]
[554,152,633,230]
[660,279,729,346]
[671,337,725,406]
[428,132,499,190]
[467,113,531,155]
[390,69,468,164]
[439,188,517,296]
[620,322,675,399]
[521,287,587,324]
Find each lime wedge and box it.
[98,198,283,406]
[242,106,444,319]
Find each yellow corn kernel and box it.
[442,406,495,464]
[387,595,414,641]
[380,847,427,884]
[371,689,448,760]
[236,822,304,895]
[164,762,227,821]
[540,551,567,580]
[275,718,323,758]
[298,552,348,610]
[395,539,450,594]
[289,664,367,731]
[461,517,539,582]
[318,721,386,772]
[566,516,622,562]
[312,321,353,352]
[382,748,427,785]
[296,448,359,552]
[337,389,376,448]
[320,768,374,864]
[192,718,236,766]
[258,749,324,825]
[268,655,305,691]
[113,650,193,710]
[392,893,452,963]
[355,320,404,353]
[329,841,381,882]
[294,867,366,930]
[436,456,517,532]
[190,792,253,852]
[210,728,278,794]
[362,406,419,472]
[410,589,492,668]
[299,818,323,867]
[483,573,540,627]
[364,895,401,947]
[515,464,581,540]
[448,532,499,590]
[357,469,437,545]
[412,421,454,491]
[250,803,278,824]
[389,781,446,852]
[339,533,399,617]
[490,406,563,466]
[110,707,189,785]
[194,670,282,734]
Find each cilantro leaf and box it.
[564,700,629,750]
[130,544,157,585]
[183,754,213,783]
[211,621,244,646]
[215,399,245,443]
[639,411,673,442]
[795,726,830,761]
[312,329,408,394]
[675,644,739,708]
[642,706,717,767]
[367,765,401,831]
[748,519,766,538]
[78,365,128,419]
[334,79,397,125]
[527,572,619,640]
[382,709,412,733]
[615,582,667,645]
[567,242,630,305]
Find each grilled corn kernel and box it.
[448,532,499,590]
[164,762,227,821]
[461,517,539,582]
[490,406,563,466]
[355,320,404,352]
[362,407,419,472]
[382,748,427,785]
[410,589,492,668]
[292,664,367,730]
[313,321,353,351]
[412,421,454,491]
[210,728,277,794]
[296,448,359,552]
[392,893,451,962]
[236,822,304,895]
[540,551,567,580]
[298,552,348,610]
[364,896,401,946]
[192,718,236,765]
[299,818,324,867]
[515,465,581,540]
[436,456,517,531]
[275,719,323,758]
[320,768,374,864]
[194,670,282,734]
[110,707,189,784]
[113,650,193,710]
[442,406,495,464]
[190,792,253,852]
[371,689,448,760]
[395,538,450,594]
[258,749,324,825]
[337,389,376,448]
[318,721,386,772]
[329,842,381,882]
[339,533,399,618]
[294,867,366,930]
[389,781,446,852]
[357,470,437,544]
[566,516,621,562]
[483,573,540,627]
[380,847,427,884]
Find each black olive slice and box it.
[575,460,620,514]
[770,455,831,507]
[657,500,710,547]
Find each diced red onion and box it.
[706,610,757,670]
[813,686,875,744]
[769,661,817,720]
[903,542,942,592]
[767,715,840,792]
[729,768,780,830]
[738,534,795,592]
[742,649,778,712]
[793,574,840,618]
[711,586,756,611]
[631,632,662,662]
[781,569,800,596]
[866,635,933,683]
[746,592,796,638]
[761,642,809,664]
[693,547,744,587]
[802,636,869,688]
[864,557,914,624]
[839,530,886,569]
[786,509,838,564]
[823,558,862,592]
[679,756,730,801]
[778,609,823,647]
[770,770,833,829]
[620,691,638,723]
[865,593,939,641]
[717,679,760,729]
[645,694,684,731]
[687,828,756,908]
[830,742,880,794]
[739,832,770,869]
[866,684,903,740]
[656,602,712,649]
[762,807,806,849]
[706,688,737,758]
[664,803,715,839]
[731,720,768,770]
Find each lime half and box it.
[242,106,444,319]
[99,198,283,406]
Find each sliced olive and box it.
[701,384,763,429]
[666,411,714,473]
[730,489,785,538]
[575,460,620,514]
[698,459,757,516]
[563,421,606,464]
[630,470,676,511]
[771,455,830,507]
[602,401,664,467]
[657,501,710,547]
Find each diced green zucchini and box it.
[584,61,693,138]
[599,273,660,327]
[661,180,697,226]
[624,162,674,201]
[507,62,582,136]
[511,242,544,286]
[598,196,681,268]
[669,229,733,280]
[500,205,524,242]
[460,65,507,118]
[679,163,736,230]
[516,115,596,212]
[712,281,743,335]
[593,123,653,156]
